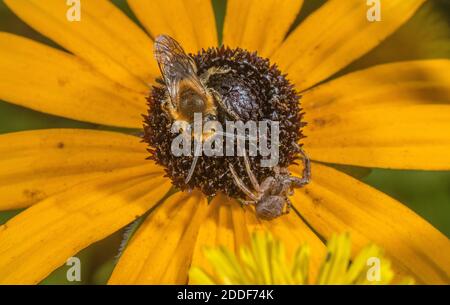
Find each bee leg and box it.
[290,146,311,187]
[209,88,241,120]
[185,133,202,184]
[162,98,180,120]
[200,66,231,84]
[185,155,199,184]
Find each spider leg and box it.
[237,145,261,193]
[284,197,292,215]
[228,163,259,201]
[273,165,281,176]
[238,199,255,207]
[290,146,311,187]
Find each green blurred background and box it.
[0,0,449,284]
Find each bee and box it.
[154,35,228,184]
[154,35,218,122]
[228,145,311,220]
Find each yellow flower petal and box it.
[302,60,450,170]
[0,33,146,128]
[127,0,217,53]
[189,193,326,283]
[303,60,450,111]
[303,60,450,170]
[0,129,151,211]
[4,0,157,92]
[0,165,171,284]
[272,0,425,91]
[303,104,450,170]
[290,162,450,284]
[109,191,208,284]
[223,0,303,57]
[190,194,244,278]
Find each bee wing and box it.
[154,35,204,102]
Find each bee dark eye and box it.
[179,90,206,119]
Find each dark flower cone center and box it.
[143,47,305,198]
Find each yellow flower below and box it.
[190,233,414,285]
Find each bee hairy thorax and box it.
[177,86,207,120]
[144,43,304,199]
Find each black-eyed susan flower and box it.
[189,232,414,284]
[0,0,449,285]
